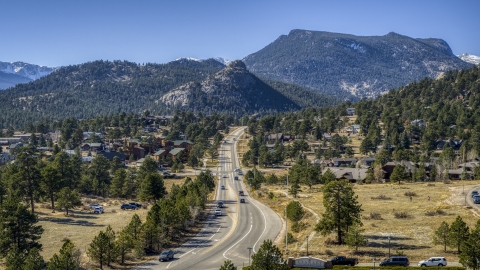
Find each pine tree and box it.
[448,216,469,253]
[250,239,289,270]
[433,221,450,252]
[315,180,363,243]
[286,201,304,222]
[219,260,237,270]
[345,225,367,252]
[56,187,82,216]
[390,165,407,184]
[23,248,44,270]
[87,231,109,269]
[459,219,480,270]
[288,180,301,198]
[110,168,127,198]
[47,240,80,270]
[138,173,166,202]
[116,227,133,264]
[41,164,62,211]
[0,197,44,257]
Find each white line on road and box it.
[222,224,253,260]
[247,196,268,253]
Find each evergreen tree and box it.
[315,180,363,243]
[138,173,166,202]
[459,219,480,270]
[345,225,367,252]
[47,240,80,270]
[288,180,301,198]
[56,187,82,216]
[87,226,116,269]
[390,165,407,184]
[433,221,450,252]
[89,155,111,197]
[430,164,437,182]
[286,200,304,222]
[250,239,289,270]
[0,197,43,258]
[110,156,124,174]
[448,216,470,253]
[41,164,62,211]
[23,248,44,270]
[110,168,127,198]
[13,147,42,213]
[116,227,133,264]
[322,168,336,184]
[219,260,237,270]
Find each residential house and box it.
[359,157,376,168]
[167,148,184,161]
[283,135,293,142]
[323,133,332,141]
[322,167,368,183]
[266,133,284,143]
[345,124,361,134]
[0,153,14,165]
[81,143,103,152]
[410,119,426,128]
[132,146,145,160]
[382,161,416,181]
[98,151,126,165]
[346,108,355,116]
[332,158,358,167]
[153,149,168,161]
[136,158,145,167]
[173,140,193,159]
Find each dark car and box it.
[217,201,224,208]
[234,176,239,180]
[159,250,174,261]
[473,195,480,204]
[121,203,139,210]
[240,198,245,203]
[129,202,142,208]
[330,256,358,266]
[380,256,410,267]
[472,190,479,198]
[238,191,244,196]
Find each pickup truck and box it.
[330,256,358,266]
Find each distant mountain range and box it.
[0,61,57,90]
[457,53,480,65]
[243,30,473,100]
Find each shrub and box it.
[111,209,117,213]
[325,249,334,256]
[371,194,392,200]
[394,212,410,219]
[268,192,275,200]
[404,191,417,196]
[370,212,383,220]
[286,201,305,222]
[427,183,435,186]
[286,232,295,243]
[291,221,307,233]
[426,209,446,216]
[425,211,436,216]
[324,238,336,246]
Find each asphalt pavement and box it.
[134,127,283,270]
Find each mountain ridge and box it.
[0,61,57,89]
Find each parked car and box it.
[121,203,139,210]
[215,209,222,216]
[380,256,410,267]
[221,185,225,190]
[234,176,239,180]
[238,191,244,196]
[93,206,104,214]
[330,256,358,266]
[472,190,479,198]
[129,202,142,208]
[89,203,100,209]
[217,201,224,208]
[163,171,171,175]
[473,195,480,204]
[240,198,245,203]
[418,257,447,267]
[159,250,174,261]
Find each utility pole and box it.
[247,247,253,266]
[285,206,288,253]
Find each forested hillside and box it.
[158,61,338,117]
[244,29,472,100]
[0,59,225,128]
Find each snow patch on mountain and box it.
[0,61,57,80]
[212,57,231,66]
[174,57,201,62]
[457,53,480,65]
[171,57,231,66]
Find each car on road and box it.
[93,206,104,214]
[418,257,447,267]
[215,209,222,216]
[330,256,358,266]
[473,195,480,204]
[224,140,227,143]
[163,171,171,175]
[238,191,244,196]
[222,174,227,178]
[121,203,140,210]
[472,190,479,198]
[234,176,239,180]
[221,185,225,190]
[159,250,174,261]
[238,171,243,175]
[240,198,245,203]
[217,201,224,208]
[380,256,410,267]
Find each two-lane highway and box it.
[136,127,283,270]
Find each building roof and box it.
[169,148,184,156]
[173,140,193,145]
[154,149,166,156]
[98,151,126,161]
[322,167,368,181]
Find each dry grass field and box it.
[250,178,480,263]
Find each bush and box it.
[286,201,304,222]
[325,249,334,256]
[286,232,295,243]
[427,183,435,186]
[370,212,383,220]
[291,221,307,233]
[324,237,336,246]
[394,212,410,219]
[268,192,275,200]
[425,209,446,216]
[371,194,392,200]
[404,191,417,196]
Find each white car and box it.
[215,209,222,216]
[418,257,447,267]
[93,206,104,214]
[222,174,227,178]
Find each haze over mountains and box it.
[243,30,473,99]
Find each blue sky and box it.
[0,0,478,66]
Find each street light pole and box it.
[306,235,309,256]
[285,206,288,253]
[388,236,391,258]
[247,247,253,266]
